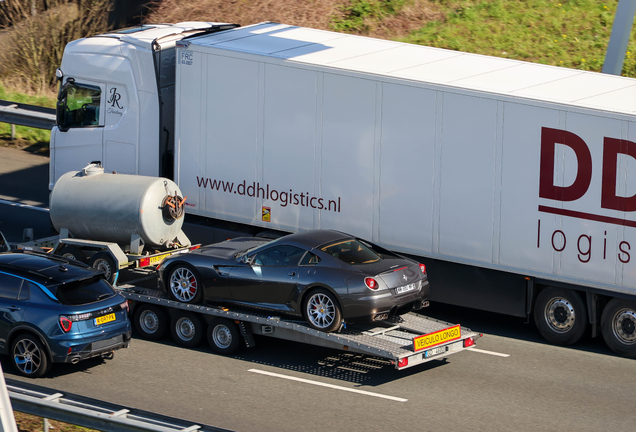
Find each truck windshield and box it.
[57,81,101,130]
[54,277,115,306]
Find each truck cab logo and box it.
[108,88,123,109]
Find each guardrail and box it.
[0,99,56,137]
[1,368,233,432]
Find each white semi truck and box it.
[49,21,636,357]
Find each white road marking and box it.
[248,369,408,402]
[0,199,49,212]
[467,347,510,357]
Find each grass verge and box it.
[400,0,636,76]
[14,412,97,432]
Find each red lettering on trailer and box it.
[538,128,636,227]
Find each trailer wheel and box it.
[134,304,168,340]
[167,264,203,304]
[601,298,636,358]
[534,287,587,345]
[207,319,241,355]
[171,312,204,347]
[58,245,86,263]
[304,288,342,333]
[89,252,117,284]
[11,333,51,378]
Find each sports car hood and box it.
[194,237,271,260]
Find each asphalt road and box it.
[1,147,635,432]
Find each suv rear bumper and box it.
[59,331,132,364]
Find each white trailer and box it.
[50,22,636,357]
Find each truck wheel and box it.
[601,298,636,358]
[533,287,587,345]
[171,312,204,348]
[58,245,86,263]
[89,252,117,284]
[134,304,168,340]
[304,288,342,333]
[11,333,51,378]
[208,318,241,355]
[167,264,203,304]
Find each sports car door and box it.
[228,245,305,305]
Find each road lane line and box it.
[0,199,49,212]
[467,347,510,357]
[248,369,408,402]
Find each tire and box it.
[167,264,203,304]
[207,318,241,355]
[57,245,86,263]
[533,287,588,345]
[304,288,343,333]
[11,333,50,378]
[89,252,117,284]
[601,298,636,358]
[134,304,168,340]
[170,312,204,348]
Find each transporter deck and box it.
[118,285,482,370]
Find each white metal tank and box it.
[50,163,187,249]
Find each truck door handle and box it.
[288,272,296,276]
[8,306,20,312]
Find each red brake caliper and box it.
[190,277,196,293]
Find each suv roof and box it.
[0,251,101,286]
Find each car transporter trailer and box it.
[118,285,482,370]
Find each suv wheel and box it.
[11,333,50,378]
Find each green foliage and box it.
[0,84,54,146]
[0,0,112,93]
[399,0,636,77]
[331,0,408,33]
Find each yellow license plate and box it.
[149,253,171,266]
[413,324,461,352]
[94,313,116,326]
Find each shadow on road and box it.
[0,148,50,207]
[421,302,617,357]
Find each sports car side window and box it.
[299,252,321,266]
[253,245,306,266]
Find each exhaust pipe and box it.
[70,357,80,364]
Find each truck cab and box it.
[51,22,237,189]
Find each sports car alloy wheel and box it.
[169,267,199,303]
[306,291,337,330]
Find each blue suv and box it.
[0,250,132,377]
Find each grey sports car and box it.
[157,230,429,332]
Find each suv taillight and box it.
[364,277,378,290]
[59,316,73,333]
[419,263,426,274]
[120,300,129,313]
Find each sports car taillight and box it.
[419,263,426,273]
[364,277,378,290]
[59,316,73,333]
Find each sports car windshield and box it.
[320,239,380,265]
[234,239,277,260]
